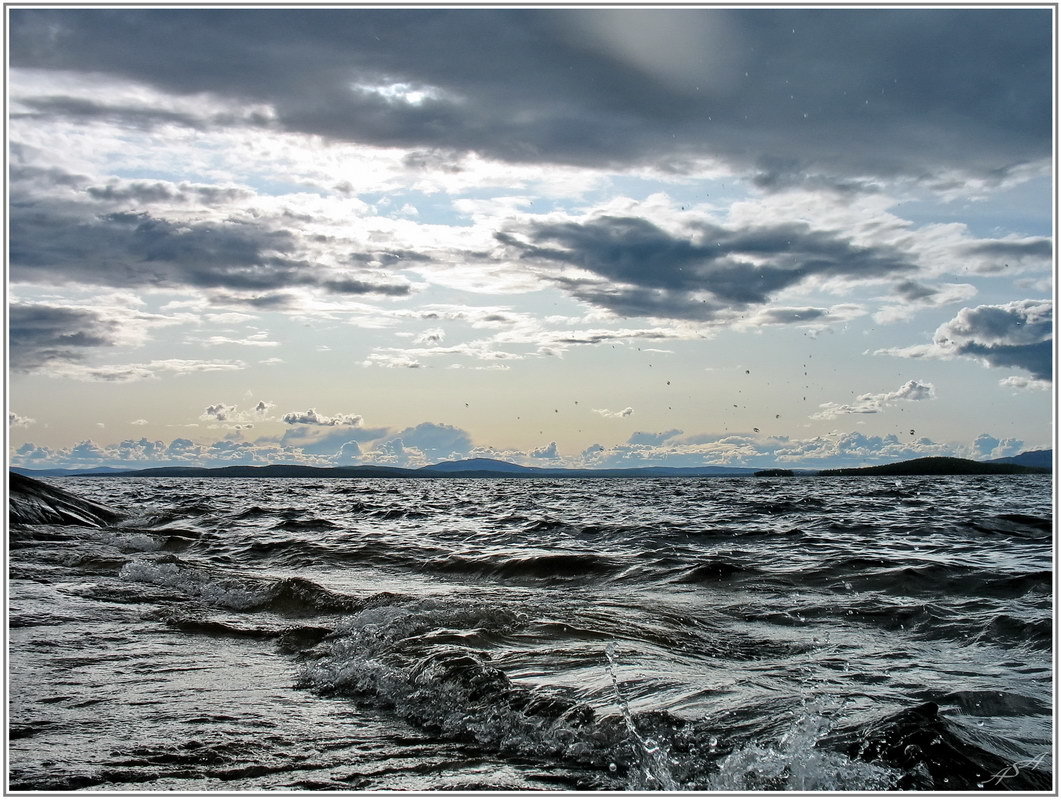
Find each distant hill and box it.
[81,464,419,478]
[984,449,1052,470]
[419,459,760,478]
[48,459,762,479]
[10,466,133,478]
[819,456,1050,477]
[419,458,544,474]
[14,454,1047,480]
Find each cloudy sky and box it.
[7,7,1054,471]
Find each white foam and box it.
[118,561,268,611]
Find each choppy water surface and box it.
[8,475,1054,791]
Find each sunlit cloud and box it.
[47,358,247,383]
[594,407,634,418]
[812,380,935,420]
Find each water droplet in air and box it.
[708,736,718,748]
[609,762,617,772]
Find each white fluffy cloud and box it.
[999,375,1051,392]
[202,403,236,422]
[281,408,364,426]
[9,425,1040,472]
[594,406,634,418]
[812,379,935,420]
[531,441,559,459]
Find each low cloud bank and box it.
[11,428,1033,472]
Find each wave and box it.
[422,552,620,581]
[673,560,764,583]
[965,514,1053,538]
[118,558,390,616]
[293,599,1045,791]
[757,496,827,514]
[820,701,1052,791]
[271,517,339,531]
[296,602,669,788]
[10,474,1052,792]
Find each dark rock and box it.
[9,472,122,527]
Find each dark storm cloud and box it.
[934,301,1053,380]
[954,337,1052,377]
[9,162,88,189]
[750,161,882,196]
[349,250,434,267]
[552,280,728,322]
[321,279,411,297]
[9,8,1050,184]
[894,280,939,302]
[86,180,252,205]
[9,206,414,297]
[209,292,298,310]
[883,300,1053,381]
[962,238,1053,272]
[10,206,306,288]
[15,94,209,130]
[9,303,120,371]
[500,216,913,320]
[755,308,829,325]
[963,239,1053,260]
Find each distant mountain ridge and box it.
[32,461,763,479]
[819,456,1050,477]
[417,458,762,477]
[8,449,1051,478]
[984,449,1052,469]
[10,466,137,478]
[419,458,542,474]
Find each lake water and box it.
[8,474,1053,791]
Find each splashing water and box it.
[604,641,680,791]
[707,705,900,791]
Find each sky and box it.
[6,6,1055,471]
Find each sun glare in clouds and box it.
[7,7,1053,471]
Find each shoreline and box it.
[10,455,1050,480]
